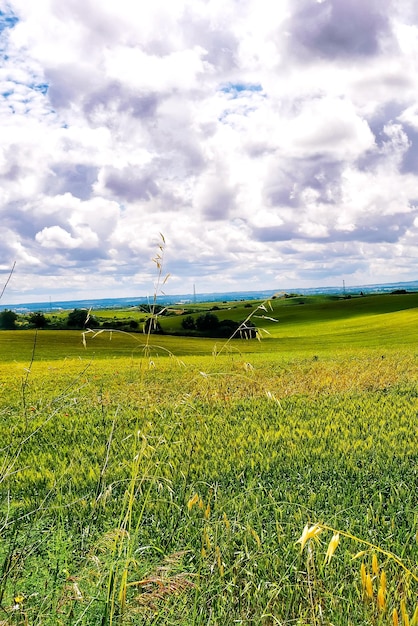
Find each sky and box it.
[1,0,418,304]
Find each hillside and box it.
[1,291,418,362]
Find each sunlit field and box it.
[0,293,417,625]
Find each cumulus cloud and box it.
[1,0,418,302]
[286,0,392,60]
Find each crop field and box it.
[0,293,417,625]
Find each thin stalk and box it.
[21,329,38,428]
[0,261,16,302]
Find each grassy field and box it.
[0,293,417,624]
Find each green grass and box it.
[0,293,417,624]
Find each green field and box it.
[0,293,417,624]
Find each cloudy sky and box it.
[1,0,418,303]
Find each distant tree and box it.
[129,320,139,329]
[196,312,219,332]
[143,317,164,334]
[0,309,18,330]
[217,319,240,337]
[29,312,48,328]
[180,311,256,339]
[181,315,196,330]
[67,308,98,329]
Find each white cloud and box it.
[2,0,418,303]
[36,225,83,249]
[292,99,374,155]
[104,47,208,92]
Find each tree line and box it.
[180,312,256,338]
[0,308,257,339]
[0,308,99,330]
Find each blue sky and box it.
[1,0,418,303]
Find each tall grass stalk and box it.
[97,236,181,625]
[0,261,15,302]
[101,432,160,625]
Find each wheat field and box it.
[0,293,417,624]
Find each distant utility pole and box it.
[343,280,346,295]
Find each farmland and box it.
[0,292,417,624]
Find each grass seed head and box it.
[324,532,340,565]
[401,599,410,626]
[361,562,367,589]
[187,493,199,512]
[297,523,322,552]
[365,573,373,600]
[372,553,379,576]
[223,512,230,529]
[204,502,211,520]
[377,585,386,611]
